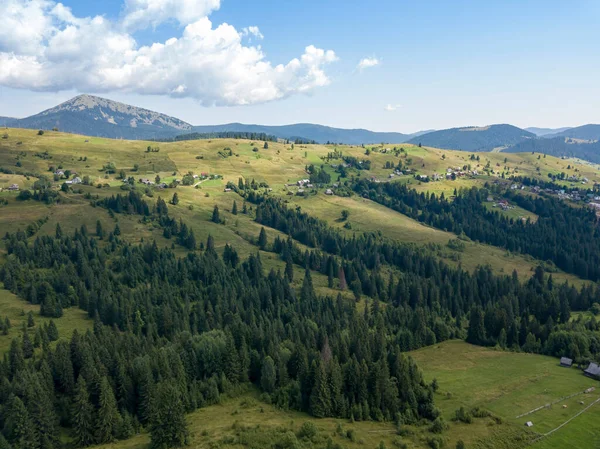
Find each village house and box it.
[324,188,333,195]
[8,184,19,191]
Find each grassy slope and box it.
[411,341,600,449]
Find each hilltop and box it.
[408,124,536,151]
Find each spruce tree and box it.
[47,320,59,341]
[232,201,238,215]
[211,205,221,224]
[258,227,268,249]
[310,362,331,418]
[285,254,294,282]
[4,394,38,449]
[26,311,35,328]
[466,306,486,345]
[260,356,277,393]
[96,377,119,443]
[22,330,33,359]
[149,383,189,449]
[73,377,95,447]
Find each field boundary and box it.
[515,388,592,419]
[530,396,600,444]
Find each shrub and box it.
[430,417,448,434]
[297,422,318,439]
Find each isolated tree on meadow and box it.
[258,227,268,249]
[212,205,221,223]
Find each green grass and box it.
[411,341,600,449]
[0,284,92,355]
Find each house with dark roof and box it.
[584,362,600,379]
[560,357,573,368]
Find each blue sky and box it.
[1,0,599,132]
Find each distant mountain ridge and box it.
[9,95,193,140]
[191,123,417,145]
[525,127,572,137]
[0,116,16,125]
[543,124,600,141]
[3,94,426,144]
[408,124,536,152]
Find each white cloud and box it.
[384,104,402,111]
[0,0,337,106]
[241,26,264,40]
[357,57,379,70]
[122,0,221,30]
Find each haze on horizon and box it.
[0,0,599,133]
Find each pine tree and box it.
[285,254,294,282]
[466,306,486,345]
[232,201,238,215]
[96,377,119,443]
[310,362,331,418]
[8,339,24,378]
[73,377,95,447]
[47,320,59,341]
[260,356,277,394]
[0,434,11,449]
[55,223,62,239]
[26,311,35,328]
[114,223,121,236]
[211,205,221,223]
[149,383,189,449]
[4,394,38,449]
[22,330,33,359]
[171,193,179,205]
[258,227,268,249]
[96,220,104,239]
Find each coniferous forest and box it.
[0,179,598,449]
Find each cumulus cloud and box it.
[0,0,337,106]
[357,57,379,70]
[384,104,401,111]
[122,0,221,30]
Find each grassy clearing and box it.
[411,341,600,449]
[0,284,92,355]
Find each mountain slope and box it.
[0,116,16,125]
[407,124,535,152]
[525,127,571,137]
[192,123,413,144]
[11,95,192,140]
[544,124,600,141]
[504,137,600,163]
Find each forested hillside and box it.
[408,125,535,151]
[505,137,600,163]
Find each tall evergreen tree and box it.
[73,376,95,447]
[96,377,119,443]
[149,383,188,449]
